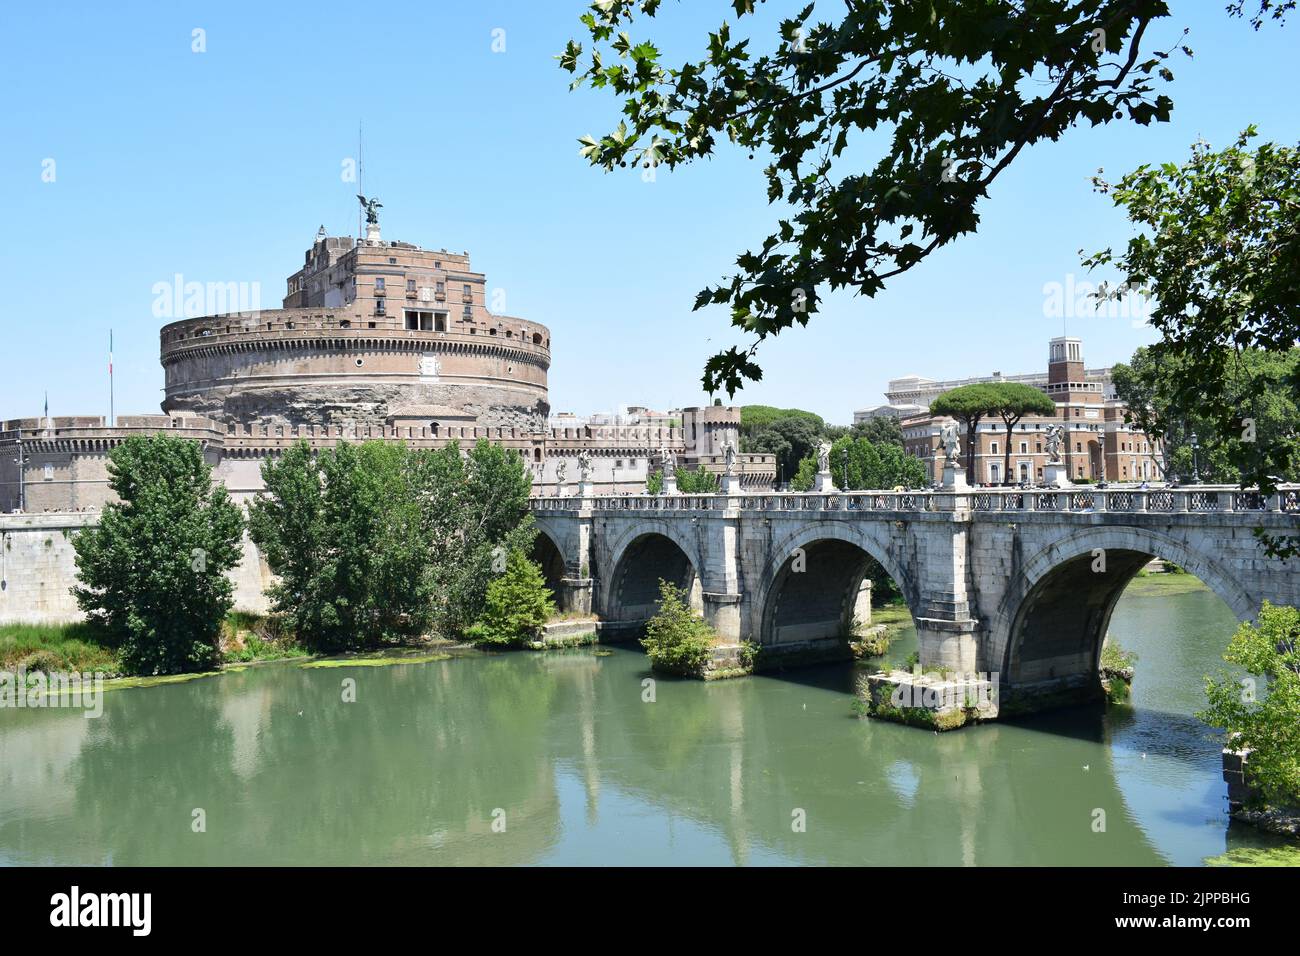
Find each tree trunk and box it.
[1002,415,1019,486]
[964,416,980,485]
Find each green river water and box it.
[1,577,1296,866]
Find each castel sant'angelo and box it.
[0,206,775,514]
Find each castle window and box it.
[406,279,416,292]
[375,277,385,292]
[533,333,542,345]
[534,448,541,462]
[375,300,386,315]
[388,257,397,264]
[339,320,351,329]
[43,464,53,481]
[435,314,446,332]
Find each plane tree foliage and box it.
[1084,130,1300,496]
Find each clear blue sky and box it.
[1,1,1295,424]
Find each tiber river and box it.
[1,577,1295,866]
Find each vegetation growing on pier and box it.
[641,580,716,676]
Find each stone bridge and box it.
[532,486,1300,717]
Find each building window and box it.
[375,277,385,292]
[990,441,998,455]
[1075,442,1082,453]
[43,464,53,481]
[375,299,386,315]
[406,279,416,293]
[1019,441,1028,454]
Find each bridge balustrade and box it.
[529,484,1299,516]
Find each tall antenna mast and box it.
[109,329,115,427]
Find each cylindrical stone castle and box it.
[160,228,550,431]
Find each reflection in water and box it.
[0,581,1292,865]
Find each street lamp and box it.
[841,448,850,491]
[1190,431,1201,484]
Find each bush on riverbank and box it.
[467,550,556,648]
[1198,602,1300,809]
[220,612,311,663]
[72,435,245,676]
[642,580,716,676]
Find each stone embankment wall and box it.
[0,513,271,625]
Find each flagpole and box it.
[109,330,115,427]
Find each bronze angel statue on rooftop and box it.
[356,195,382,224]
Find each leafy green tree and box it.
[467,549,556,648]
[250,441,439,651]
[1112,345,1300,484]
[930,383,1004,485]
[642,579,716,676]
[424,440,538,637]
[792,435,926,491]
[739,405,824,436]
[1084,128,1300,501]
[676,465,720,493]
[250,439,535,649]
[744,413,823,482]
[562,1,1183,394]
[790,455,817,492]
[649,465,720,493]
[1198,602,1300,807]
[989,382,1057,485]
[73,435,244,675]
[850,416,905,448]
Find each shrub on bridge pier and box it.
[641,580,716,676]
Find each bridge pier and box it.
[701,591,743,642]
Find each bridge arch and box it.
[529,527,567,598]
[994,525,1254,698]
[755,523,918,648]
[602,524,703,624]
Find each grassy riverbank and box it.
[1126,569,1212,597]
[0,622,121,675]
[0,612,312,675]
